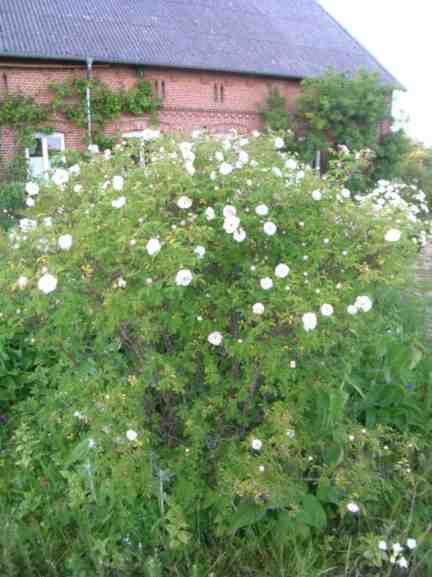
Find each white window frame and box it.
[25,132,65,177]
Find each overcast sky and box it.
[319,0,431,146]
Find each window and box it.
[25,132,65,178]
[213,83,225,104]
[153,79,166,100]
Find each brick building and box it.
[0,0,401,177]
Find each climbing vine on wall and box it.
[0,77,162,152]
[49,78,162,147]
[0,94,51,149]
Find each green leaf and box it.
[297,494,327,530]
[228,501,267,534]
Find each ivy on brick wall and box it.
[0,94,51,148]
[49,78,162,148]
[0,77,162,151]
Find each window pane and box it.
[46,135,63,151]
[28,137,43,158]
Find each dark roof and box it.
[0,0,402,88]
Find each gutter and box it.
[86,57,93,144]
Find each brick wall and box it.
[0,60,302,166]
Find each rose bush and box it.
[0,132,431,576]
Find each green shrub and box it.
[259,70,410,187]
[0,132,431,577]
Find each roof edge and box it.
[0,50,307,82]
[315,0,406,91]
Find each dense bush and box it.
[0,132,431,577]
[259,71,410,189]
[399,143,432,206]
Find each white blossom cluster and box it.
[359,179,429,225]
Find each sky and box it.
[319,0,431,147]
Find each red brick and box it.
[0,61,301,166]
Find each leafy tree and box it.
[258,86,291,132]
[259,70,410,187]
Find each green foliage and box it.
[296,69,391,152]
[369,129,412,183]
[49,77,162,147]
[399,142,432,205]
[0,133,431,576]
[258,70,409,188]
[0,157,28,229]
[0,94,50,148]
[258,87,292,132]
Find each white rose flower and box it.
[378,541,388,551]
[185,161,196,176]
[88,144,99,154]
[311,189,322,201]
[126,430,138,441]
[255,204,269,216]
[397,557,409,570]
[275,263,290,278]
[302,312,318,332]
[406,539,417,550]
[177,196,193,209]
[146,238,161,256]
[58,234,73,251]
[215,151,224,162]
[347,305,358,315]
[392,543,403,555]
[25,182,39,196]
[219,162,233,176]
[68,164,80,176]
[252,302,265,315]
[355,295,373,312]
[112,175,124,191]
[260,277,273,290]
[26,198,35,207]
[208,331,223,346]
[285,158,298,170]
[385,229,401,242]
[194,245,206,258]
[112,196,126,209]
[205,207,216,221]
[117,277,127,288]
[272,166,282,177]
[223,215,241,234]
[233,228,246,242]
[239,150,249,164]
[274,137,284,149]
[175,269,193,287]
[19,218,37,231]
[223,205,237,218]
[17,276,29,290]
[320,303,334,317]
[52,168,69,186]
[341,188,351,199]
[38,273,58,294]
[74,184,82,193]
[347,501,360,514]
[263,221,277,236]
[251,438,263,451]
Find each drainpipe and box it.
[85,58,93,144]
